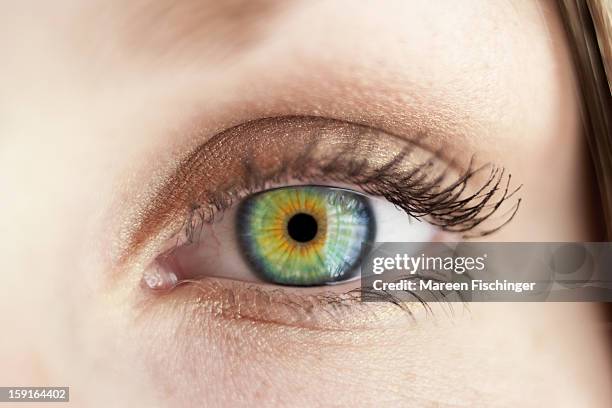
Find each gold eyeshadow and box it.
[117,116,449,264]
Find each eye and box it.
[146,184,439,290]
[135,118,520,292]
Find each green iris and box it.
[236,186,375,286]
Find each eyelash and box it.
[163,272,466,326]
[178,135,521,248]
[147,118,522,318]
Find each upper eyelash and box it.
[179,129,521,246]
[359,155,522,237]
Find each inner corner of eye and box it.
[142,255,180,292]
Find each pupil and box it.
[287,213,318,243]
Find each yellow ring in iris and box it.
[259,189,328,255]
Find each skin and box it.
[1,0,610,407]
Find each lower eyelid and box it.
[138,277,418,331]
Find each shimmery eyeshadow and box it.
[118,116,517,269]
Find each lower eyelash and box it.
[141,277,422,330]
[360,274,471,314]
[140,273,469,328]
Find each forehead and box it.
[3,0,573,161]
[47,0,552,67]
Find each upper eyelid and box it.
[116,116,442,262]
[117,115,519,266]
